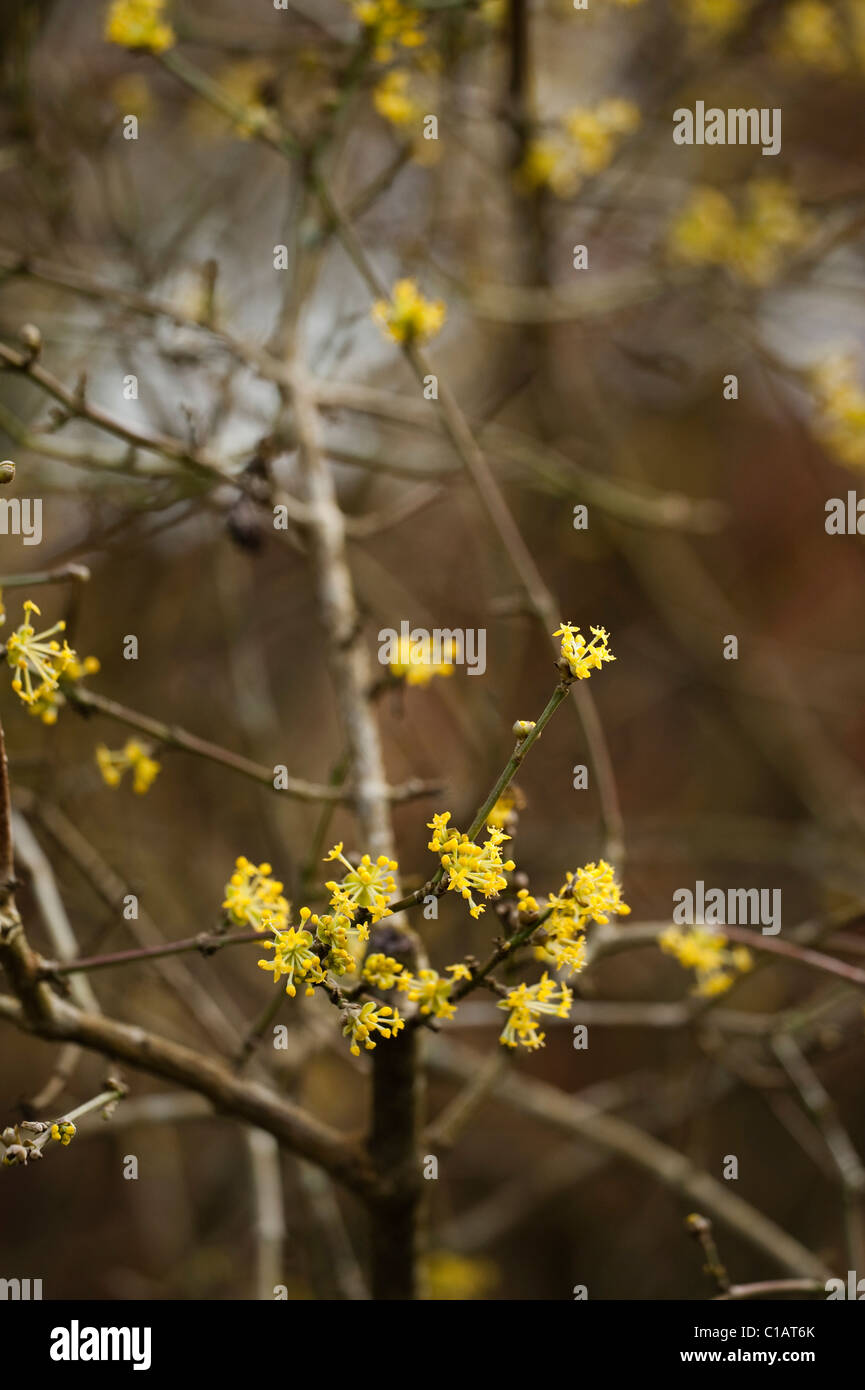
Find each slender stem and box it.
[39,928,264,978]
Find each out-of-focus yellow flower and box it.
[425,1251,499,1300]
[188,60,275,140]
[810,354,865,469]
[105,0,175,53]
[373,70,419,127]
[774,0,848,71]
[486,784,526,831]
[659,924,753,996]
[678,0,748,37]
[517,100,640,197]
[668,179,810,285]
[373,278,446,344]
[96,739,161,794]
[353,0,426,62]
[388,633,455,685]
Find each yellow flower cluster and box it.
[517,99,640,198]
[223,857,289,933]
[105,0,175,53]
[342,999,405,1056]
[258,924,325,998]
[373,278,446,344]
[553,623,616,681]
[809,355,865,469]
[4,599,99,723]
[323,843,399,924]
[677,0,748,37]
[520,860,630,978]
[498,973,573,1050]
[352,0,425,62]
[373,71,419,128]
[668,179,810,285]
[96,739,161,795]
[388,634,455,685]
[774,0,865,74]
[428,812,515,918]
[362,955,471,1019]
[659,924,754,997]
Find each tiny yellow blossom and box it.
[517,100,640,198]
[373,70,419,127]
[486,785,526,832]
[341,999,405,1056]
[324,844,399,923]
[258,923,325,997]
[668,179,810,285]
[809,354,865,469]
[223,857,289,933]
[497,973,573,1050]
[678,0,748,36]
[4,600,97,722]
[362,952,405,990]
[396,966,467,1020]
[388,633,455,685]
[96,739,161,794]
[428,812,515,918]
[774,0,847,71]
[553,623,616,680]
[659,924,753,996]
[353,0,426,62]
[50,1121,76,1147]
[105,0,175,53]
[425,1250,499,1299]
[373,278,446,344]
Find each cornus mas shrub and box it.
[3,0,865,1308]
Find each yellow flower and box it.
[528,861,629,978]
[659,924,753,997]
[105,0,175,53]
[425,1250,499,1299]
[373,70,419,127]
[50,1121,76,1147]
[428,812,515,918]
[258,924,326,997]
[324,844,399,923]
[353,0,426,62]
[362,952,405,989]
[396,965,467,1019]
[388,633,455,685]
[809,354,865,468]
[517,100,640,198]
[553,623,615,680]
[678,0,748,36]
[668,179,810,285]
[498,972,573,1050]
[96,739,161,794]
[223,857,289,933]
[486,785,526,831]
[774,0,847,71]
[373,278,446,344]
[4,599,92,720]
[341,999,405,1056]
